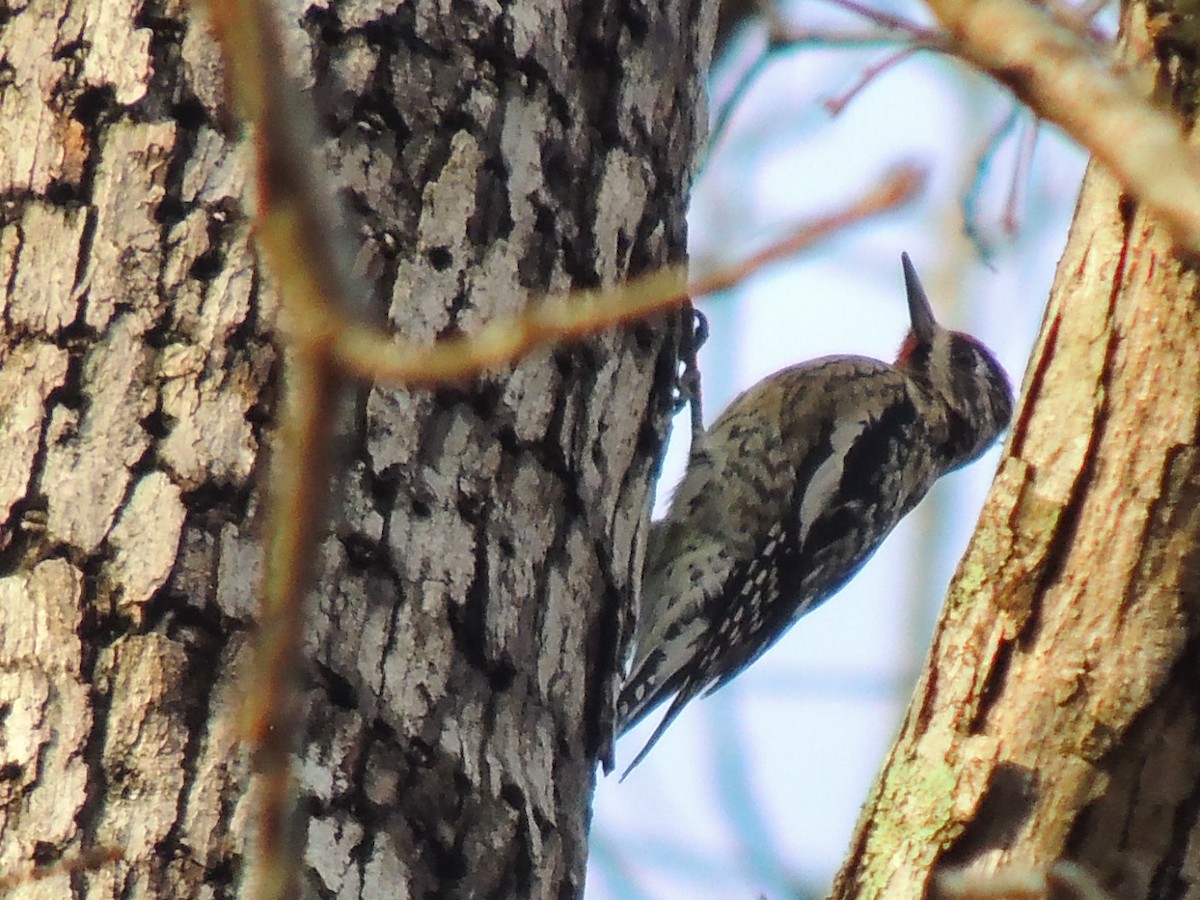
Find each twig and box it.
[202,0,360,894]
[824,46,923,117]
[705,51,774,169]
[705,20,950,168]
[689,164,925,296]
[819,0,940,37]
[332,165,926,386]
[1003,116,1040,235]
[925,0,1200,256]
[963,105,1023,260]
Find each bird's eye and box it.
[950,340,980,371]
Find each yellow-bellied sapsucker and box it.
[617,253,1013,774]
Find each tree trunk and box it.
[831,5,1200,898]
[0,0,716,895]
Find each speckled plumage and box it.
[617,254,1013,775]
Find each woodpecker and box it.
[617,254,1013,774]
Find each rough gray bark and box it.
[0,0,717,895]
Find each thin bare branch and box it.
[926,0,1200,256]
[333,165,925,387]
[964,105,1024,259]
[690,165,926,295]
[824,47,924,117]
[704,8,951,168]
[820,0,941,38]
[1003,117,1040,235]
[201,0,358,893]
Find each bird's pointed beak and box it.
[902,252,938,342]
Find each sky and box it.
[586,3,1092,897]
